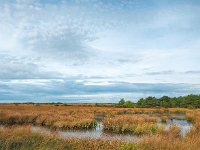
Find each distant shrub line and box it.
[116,94,200,108]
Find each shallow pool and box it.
[30,113,192,141]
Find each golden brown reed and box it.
[0,105,97,130]
[0,125,126,150]
[0,104,200,150]
[103,114,162,135]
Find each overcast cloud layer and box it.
[0,0,200,103]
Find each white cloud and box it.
[0,0,200,102]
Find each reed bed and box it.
[0,126,128,150]
[103,115,163,135]
[0,107,97,130]
[0,104,200,150]
[134,109,200,150]
[0,104,191,131]
[160,116,169,123]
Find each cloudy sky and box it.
[0,0,200,103]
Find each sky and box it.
[0,0,200,103]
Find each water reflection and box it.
[158,119,192,137]
[31,115,192,141]
[31,121,141,142]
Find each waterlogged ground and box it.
[0,104,193,142]
[0,105,199,150]
[30,113,192,142]
[151,113,192,137]
[31,122,141,142]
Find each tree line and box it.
[116,94,200,108]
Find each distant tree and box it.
[145,96,159,107]
[117,99,135,108]
[118,98,125,105]
[124,101,135,108]
[137,98,145,106]
[136,94,200,108]
[184,94,200,108]
[159,96,171,108]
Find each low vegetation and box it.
[103,115,162,135]
[0,104,200,149]
[0,105,97,130]
[0,126,126,150]
[160,116,169,123]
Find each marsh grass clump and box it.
[103,115,163,135]
[160,116,169,123]
[0,126,76,150]
[0,112,37,125]
[0,108,97,130]
[0,126,126,150]
[52,119,97,130]
[119,143,144,150]
[167,125,181,138]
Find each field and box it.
[0,104,200,150]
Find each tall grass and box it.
[0,126,127,150]
[0,106,97,130]
[0,104,200,150]
[103,115,163,135]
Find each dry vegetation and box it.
[103,115,162,135]
[0,104,97,130]
[0,104,200,149]
[0,126,126,150]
